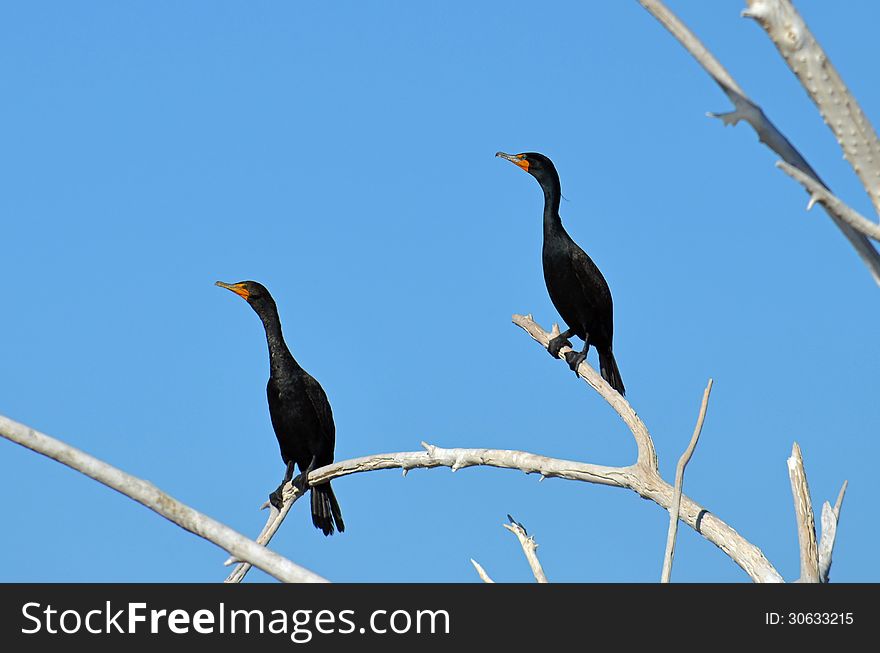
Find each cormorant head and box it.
[495,151,560,192]
[215,279,277,315]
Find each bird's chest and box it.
[267,381,319,446]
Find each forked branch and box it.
[638,0,880,285]
[230,315,783,584]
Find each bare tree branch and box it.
[226,430,781,582]
[743,0,880,217]
[638,0,880,285]
[776,161,880,240]
[504,515,548,583]
[818,479,848,583]
[0,414,327,584]
[661,378,713,583]
[833,479,848,518]
[515,314,657,471]
[470,559,495,583]
[223,485,305,582]
[787,442,819,583]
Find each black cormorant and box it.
[496,151,625,395]
[216,280,344,535]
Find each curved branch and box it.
[661,378,713,583]
[512,314,658,471]
[229,316,784,584]
[0,414,327,583]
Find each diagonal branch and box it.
[638,0,880,285]
[470,559,495,583]
[661,378,713,583]
[776,161,880,240]
[0,414,327,583]
[514,314,658,472]
[743,0,880,218]
[787,442,819,583]
[504,515,548,583]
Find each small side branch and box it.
[787,442,819,583]
[504,515,548,583]
[818,480,848,583]
[0,414,326,584]
[470,559,495,583]
[661,379,713,583]
[776,162,880,241]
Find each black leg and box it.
[269,460,296,510]
[292,455,318,493]
[547,328,575,358]
[563,336,590,374]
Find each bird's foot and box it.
[268,486,285,511]
[563,350,587,374]
[291,456,318,493]
[547,334,572,358]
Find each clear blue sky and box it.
[2,1,879,583]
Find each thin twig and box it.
[818,480,848,583]
[638,0,880,285]
[470,559,495,583]
[0,414,326,583]
[661,378,713,583]
[787,442,819,583]
[504,515,548,583]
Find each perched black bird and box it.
[496,151,625,395]
[216,280,344,535]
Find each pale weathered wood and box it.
[743,0,880,218]
[787,442,819,583]
[776,161,880,240]
[470,559,495,583]
[504,515,548,583]
[661,379,713,583]
[638,0,880,285]
[818,480,848,583]
[0,414,327,583]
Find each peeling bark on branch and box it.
[788,442,819,583]
[505,515,548,583]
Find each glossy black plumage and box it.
[216,280,344,535]
[497,151,625,395]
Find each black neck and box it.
[540,175,563,232]
[256,302,300,376]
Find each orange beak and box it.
[215,281,250,300]
[496,151,529,172]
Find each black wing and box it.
[568,241,614,345]
[302,373,336,452]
